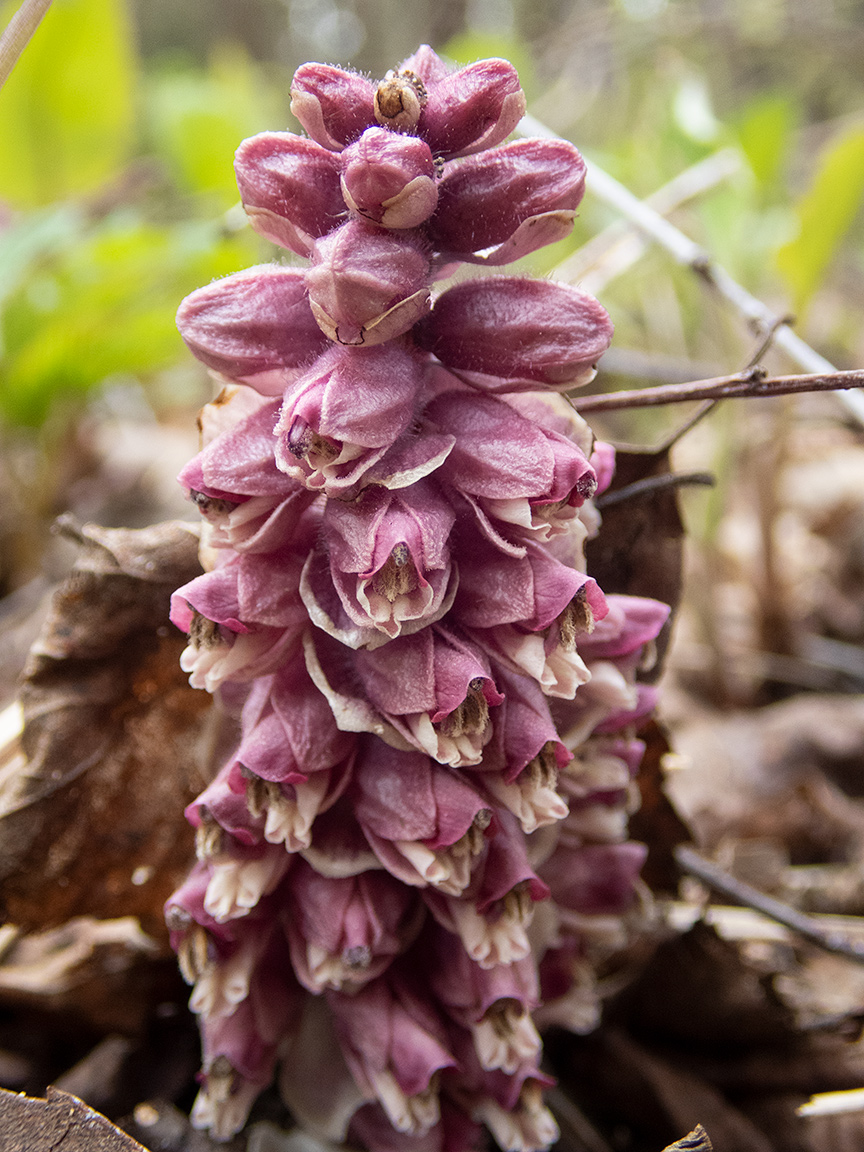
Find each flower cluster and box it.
[166,45,670,1152]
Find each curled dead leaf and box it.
[0,519,211,943]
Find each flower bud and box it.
[341,127,438,228]
[176,266,328,390]
[415,277,613,385]
[277,343,424,461]
[235,132,344,255]
[307,221,431,346]
[290,62,376,151]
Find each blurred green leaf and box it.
[735,92,797,190]
[0,0,136,206]
[0,204,84,308]
[777,122,864,314]
[145,45,283,207]
[0,212,257,426]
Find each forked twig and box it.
[675,845,864,965]
[518,112,864,427]
[0,0,51,90]
[574,369,864,413]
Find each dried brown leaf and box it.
[0,520,210,943]
[586,447,684,677]
[0,1086,147,1152]
[629,720,693,894]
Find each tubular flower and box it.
[167,43,670,1151]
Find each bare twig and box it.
[595,472,715,509]
[545,1087,616,1152]
[675,844,864,965]
[555,148,741,293]
[0,0,51,90]
[518,112,864,427]
[573,368,864,413]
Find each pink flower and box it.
[353,740,493,895]
[349,1099,481,1152]
[234,132,345,256]
[424,809,550,969]
[301,479,456,646]
[328,970,456,1135]
[179,397,317,554]
[284,860,423,992]
[305,625,504,769]
[415,278,613,387]
[192,919,302,1137]
[274,343,426,489]
[425,391,598,548]
[353,626,504,767]
[170,561,302,691]
[422,923,541,1073]
[539,841,648,918]
[176,265,328,391]
[341,127,438,228]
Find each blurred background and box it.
[3,0,864,713]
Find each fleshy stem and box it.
[0,0,51,90]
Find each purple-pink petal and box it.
[176,266,328,389]
[290,63,376,151]
[415,278,613,385]
[429,139,585,256]
[235,132,345,255]
[418,59,526,159]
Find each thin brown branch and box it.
[518,112,864,426]
[573,369,864,414]
[595,472,715,509]
[675,845,864,965]
[0,0,51,90]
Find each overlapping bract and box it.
[167,44,669,1152]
